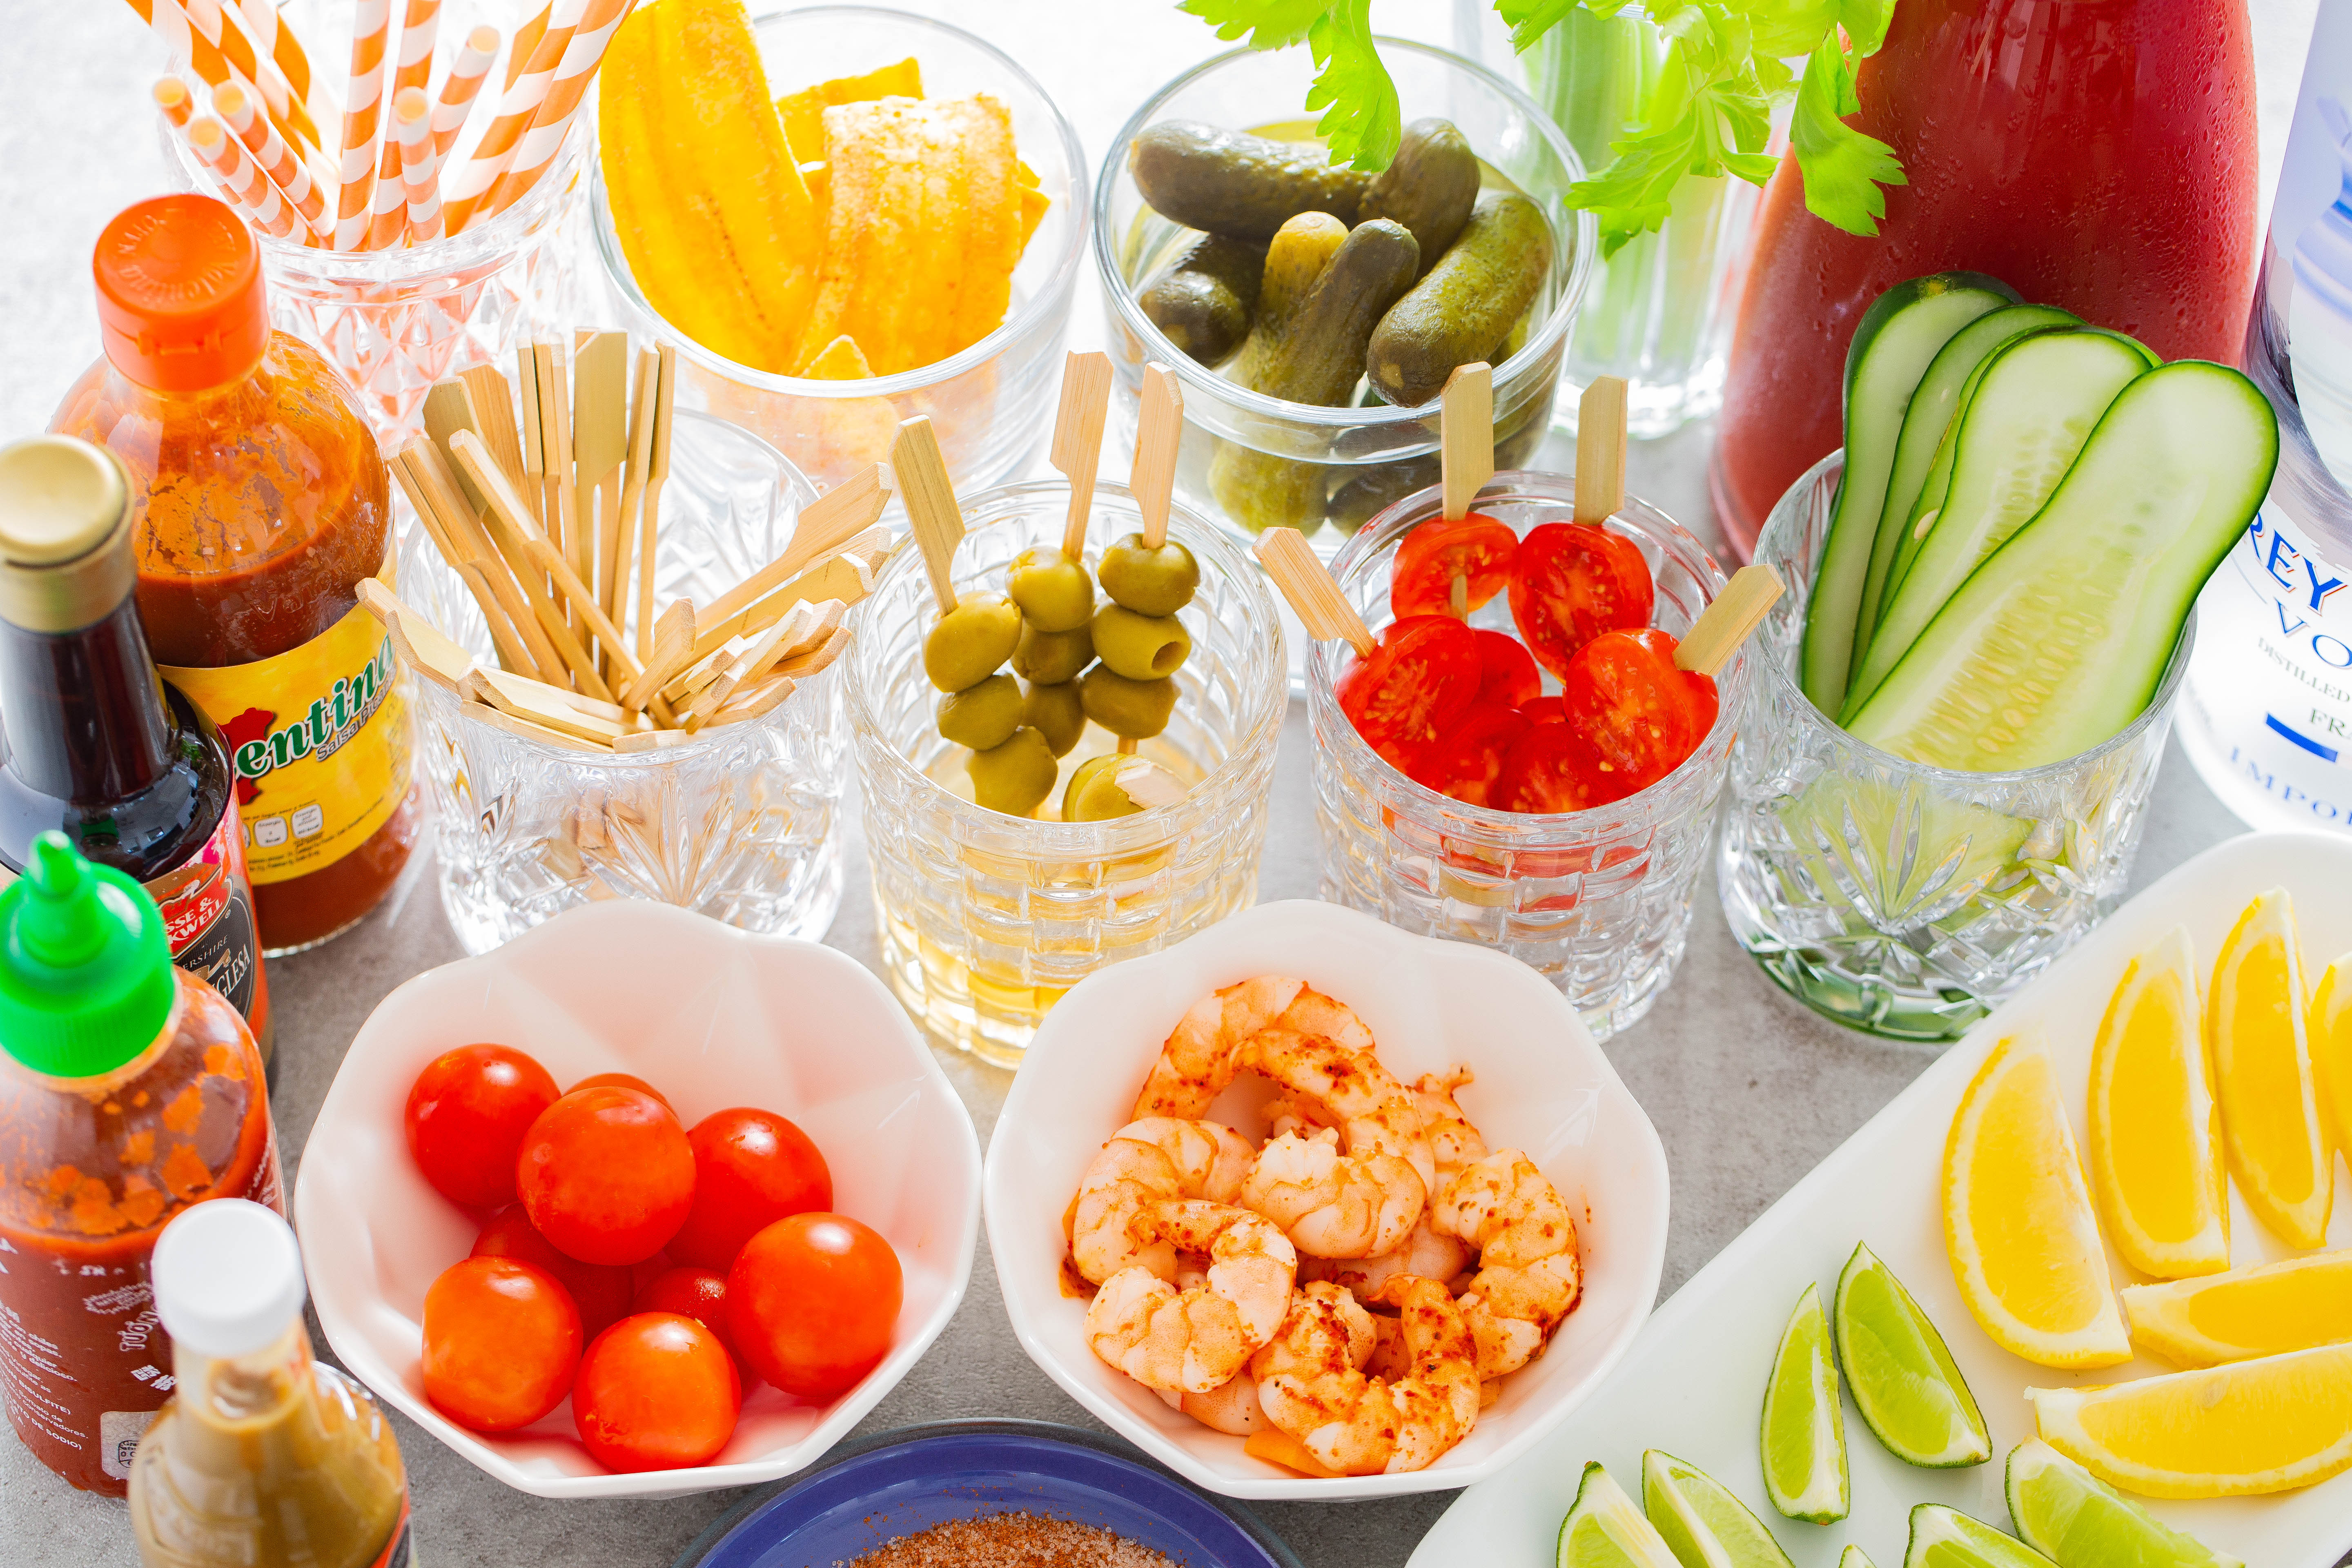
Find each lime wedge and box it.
[1835,1242,1991,1467]
[1761,1282,1851,1522]
[1842,1550,1879,1568]
[1642,1450,1796,1568]
[2005,1439,2243,1568]
[1559,1461,1681,1568]
[1903,1504,2058,1568]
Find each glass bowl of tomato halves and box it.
[1301,466,1752,1039]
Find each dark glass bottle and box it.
[0,435,270,1057]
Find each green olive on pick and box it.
[1023,680,1086,757]
[1080,667,1178,739]
[1097,533,1200,617]
[937,673,1022,751]
[1062,754,1142,822]
[1091,604,1190,682]
[966,727,1058,817]
[923,592,1021,692]
[1013,619,1094,685]
[1007,546,1096,633]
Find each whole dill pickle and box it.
[1138,233,1267,366]
[1358,118,1481,272]
[1130,120,1370,241]
[1367,192,1552,408]
[1227,212,1348,388]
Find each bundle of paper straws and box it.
[128,0,631,250]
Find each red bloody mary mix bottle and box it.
[52,194,416,952]
[1710,0,2259,557]
[0,833,281,1496]
[0,436,270,1058]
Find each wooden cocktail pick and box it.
[622,345,660,661]
[573,330,629,676]
[639,345,679,650]
[1051,350,1113,560]
[1440,361,1492,524]
[894,415,963,617]
[1573,375,1628,526]
[1254,527,1375,659]
[1674,564,1785,677]
[1131,362,1183,550]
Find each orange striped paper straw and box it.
[364,0,439,249]
[504,2,552,91]
[439,0,582,235]
[227,0,323,116]
[156,76,247,213]
[216,79,330,240]
[332,0,393,251]
[182,0,319,151]
[480,0,632,220]
[122,0,299,157]
[432,23,499,160]
[188,117,301,241]
[392,87,443,242]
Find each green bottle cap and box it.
[0,831,176,1077]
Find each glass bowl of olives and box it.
[845,478,1285,1065]
[1091,38,1595,561]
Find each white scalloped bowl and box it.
[294,901,982,1499]
[984,900,1671,1500]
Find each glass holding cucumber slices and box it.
[1719,273,2281,1042]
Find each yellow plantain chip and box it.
[799,334,874,379]
[775,56,924,162]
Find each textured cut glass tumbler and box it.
[1310,472,1743,1039]
[400,412,848,954]
[1717,454,2189,1043]
[849,481,1285,1066]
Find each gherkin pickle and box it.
[1080,667,1178,739]
[965,727,1058,817]
[1006,546,1095,633]
[1022,679,1086,756]
[1013,619,1094,684]
[936,673,1022,751]
[1062,754,1144,822]
[922,592,1021,692]
[1091,604,1191,682]
[1096,534,1200,617]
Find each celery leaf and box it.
[1303,0,1402,172]
[1176,0,1329,51]
[1790,27,1904,235]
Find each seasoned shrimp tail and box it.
[1432,1149,1582,1379]
[1069,1119,1257,1286]
[1241,1129,1425,1259]
[1253,1275,1479,1475]
[1084,1202,1297,1393]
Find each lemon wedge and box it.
[1944,1033,2129,1368]
[2087,927,2228,1277]
[2120,1250,2352,1367]
[2308,955,2352,1168]
[2208,890,2333,1250]
[2029,1343,2352,1497]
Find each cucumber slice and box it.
[1855,304,2078,653]
[1846,329,2152,715]
[1798,272,2019,717]
[1848,361,2279,771]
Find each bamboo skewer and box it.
[894,417,963,618]
[640,346,678,648]
[1255,527,1375,658]
[1440,361,1494,616]
[1120,362,1183,752]
[1050,351,1113,560]
[622,345,659,662]
[451,430,617,704]
[572,331,628,679]
[402,432,566,685]
[1674,564,1783,678]
[1573,375,1628,526]
[388,441,533,677]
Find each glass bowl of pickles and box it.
[845,479,1285,1067]
[1093,39,1594,557]
[590,4,1088,495]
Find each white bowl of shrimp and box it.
[983,899,1671,1500]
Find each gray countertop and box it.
[0,2,2329,1564]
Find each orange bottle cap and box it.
[92,195,268,393]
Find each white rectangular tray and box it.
[1410,831,2352,1568]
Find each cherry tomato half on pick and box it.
[728,1213,902,1400]
[422,1256,581,1432]
[1560,628,1719,797]
[667,1107,833,1270]
[1493,717,1615,814]
[405,1044,559,1209]
[517,1086,696,1266]
[1390,513,1519,618]
[1508,522,1655,680]
[572,1312,742,1472]
[472,1206,635,1339]
[1411,703,1529,808]
[1335,615,1482,776]
[1470,628,1541,709]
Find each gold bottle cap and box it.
[0,435,135,634]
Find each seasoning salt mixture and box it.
[839,1512,1185,1568]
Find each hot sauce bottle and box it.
[0,833,281,1495]
[0,435,270,1057]
[52,194,416,953]
[131,1200,411,1568]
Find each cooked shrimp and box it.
[1132,978,1380,1121]
[1410,1069,1489,1174]
[1253,1276,1480,1475]
[1085,1201,1297,1392]
[1299,1068,1486,1286]
[1301,1213,1471,1296]
[1157,1371,1272,1435]
[1431,1149,1582,1379]
[1070,1119,1257,1285]
[1241,1127,1425,1259]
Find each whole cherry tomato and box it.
[1493,718,1615,814]
[471,1206,634,1339]
[1560,628,1719,797]
[1470,628,1541,709]
[572,1312,742,1472]
[668,1108,833,1270]
[404,1045,559,1209]
[422,1256,581,1432]
[1389,513,1518,619]
[634,1265,755,1385]
[1508,522,1655,680]
[516,1086,696,1265]
[1335,615,1482,776]
[570,1072,673,1112]
[727,1214,902,1400]
[1411,703,1529,808]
